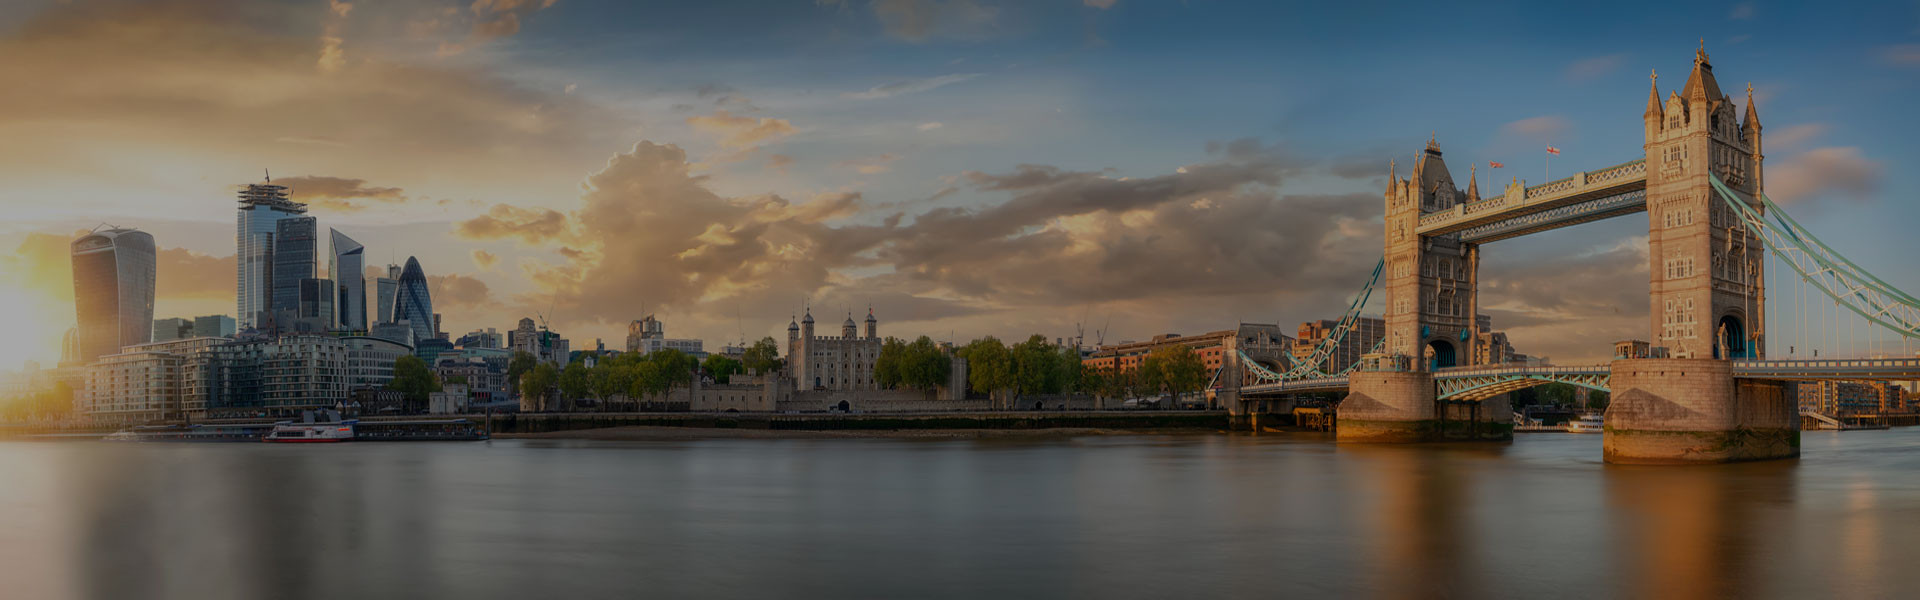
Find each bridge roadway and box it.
[1240,358,1920,399]
[1414,158,1647,244]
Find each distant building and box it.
[393,257,435,344]
[236,178,306,330]
[785,309,882,391]
[193,315,236,338]
[369,322,416,348]
[457,328,504,349]
[153,317,193,342]
[343,336,413,392]
[330,229,367,332]
[1796,380,1900,416]
[1084,323,1292,378]
[71,227,157,363]
[1290,317,1385,374]
[291,278,336,333]
[434,354,508,406]
[509,318,569,365]
[80,336,229,422]
[626,315,704,356]
[269,216,319,330]
[374,263,400,325]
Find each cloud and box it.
[453,138,1378,344]
[1882,44,1920,66]
[2,230,232,307]
[471,249,500,270]
[1499,115,1571,140]
[437,0,561,55]
[428,273,497,312]
[869,0,999,42]
[0,0,631,194]
[454,204,574,244]
[1479,237,1648,363]
[843,73,983,100]
[1766,123,1827,152]
[1085,0,1118,8]
[1729,2,1755,20]
[685,110,798,150]
[917,121,944,131]
[156,246,236,301]
[767,154,795,173]
[1767,147,1883,205]
[835,154,900,174]
[274,175,406,212]
[1564,54,1625,83]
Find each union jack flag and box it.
[1488,161,1504,168]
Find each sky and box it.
[1,0,1916,370]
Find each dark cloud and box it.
[428,273,497,312]
[275,175,406,212]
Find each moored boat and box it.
[1566,415,1605,434]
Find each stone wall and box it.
[1604,358,1798,464]
[1338,371,1436,442]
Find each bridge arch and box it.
[1426,339,1457,371]
[1715,311,1752,359]
[1435,372,1611,401]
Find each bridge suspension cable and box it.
[1233,257,1387,386]
[1711,176,1920,349]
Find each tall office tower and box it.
[329,229,367,332]
[236,178,305,330]
[375,263,401,324]
[393,257,435,344]
[295,278,336,333]
[70,227,157,363]
[269,216,318,329]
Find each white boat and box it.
[1565,415,1605,434]
[265,410,356,443]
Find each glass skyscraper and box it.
[375,263,400,325]
[70,227,156,363]
[330,229,367,332]
[270,216,318,329]
[394,257,435,344]
[236,180,306,330]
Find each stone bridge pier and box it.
[1336,356,1510,443]
[1603,358,1797,464]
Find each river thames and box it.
[3,429,1919,599]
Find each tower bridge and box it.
[1215,46,1920,463]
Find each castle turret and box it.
[864,307,877,339]
[1744,82,1763,156]
[842,313,858,339]
[1644,69,1663,139]
[801,309,814,339]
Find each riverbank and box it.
[487,410,1232,436]
[503,425,1223,440]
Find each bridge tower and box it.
[1608,46,1796,464]
[1641,44,1766,360]
[1382,138,1481,371]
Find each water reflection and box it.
[2,431,1917,599]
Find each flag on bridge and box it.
[1546,146,1561,156]
[1489,161,1504,168]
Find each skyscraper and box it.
[270,217,318,328]
[330,229,367,332]
[70,227,157,363]
[375,263,400,325]
[236,178,306,330]
[393,257,435,344]
[295,278,336,333]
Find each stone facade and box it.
[785,309,882,391]
[1604,358,1797,464]
[1382,139,1481,371]
[1643,46,1765,360]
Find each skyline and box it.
[4,0,1919,371]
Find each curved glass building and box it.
[70,227,157,363]
[393,257,435,344]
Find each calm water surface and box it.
[3,429,1920,599]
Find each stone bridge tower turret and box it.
[1381,138,1481,371]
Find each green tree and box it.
[702,355,744,384]
[648,349,697,392]
[902,336,951,391]
[387,355,443,409]
[874,337,908,388]
[506,351,538,395]
[559,361,591,404]
[1139,345,1207,407]
[627,360,669,404]
[1587,389,1610,410]
[742,337,784,375]
[960,337,1013,402]
[1011,334,1061,395]
[520,363,560,411]
[1056,346,1086,394]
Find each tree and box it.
[702,355,744,384]
[901,336,951,391]
[742,337,784,375]
[387,355,442,410]
[506,351,538,395]
[627,360,669,404]
[1141,345,1207,407]
[559,361,592,405]
[874,337,908,388]
[1587,389,1611,410]
[520,363,560,411]
[1056,346,1086,394]
[648,349,697,392]
[1011,334,1062,395]
[960,337,1013,403]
